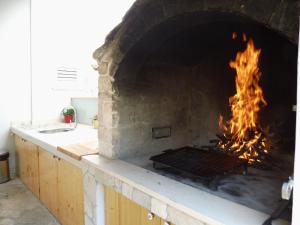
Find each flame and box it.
[218,36,269,164]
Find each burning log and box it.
[217,34,269,165]
[216,130,270,164]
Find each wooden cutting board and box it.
[57,141,99,160]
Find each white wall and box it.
[0,0,136,176]
[0,0,31,175]
[30,0,136,123]
[31,0,97,122]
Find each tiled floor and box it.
[0,179,60,225]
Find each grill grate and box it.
[150,147,248,182]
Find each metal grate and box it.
[150,147,248,180]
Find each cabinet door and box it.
[57,158,84,225]
[39,148,58,217]
[105,187,120,225]
[15,136,27,183]
[15,136,31,188]
[104,187,175,225]
[119,194,141,225]
[15,136,39,197]
[25,141,40,197]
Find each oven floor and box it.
[124,151,293,219]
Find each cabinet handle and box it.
[147,212,154,221]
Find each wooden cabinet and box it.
[38,147,84,225]
[14,136,39,198]
[105,186,120,225]
[15,136,27,184]
[39,149,59,218]
[25,141,40,197]
[15,135,84,225]
[105,187,174,225]
[57,156,84,225]
[119,194,141,225]
[15,134,172,225]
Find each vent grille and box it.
[56,67,78,82]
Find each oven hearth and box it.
[124,148,293,219]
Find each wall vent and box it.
[56,67,78,82]
[52,67,81,91]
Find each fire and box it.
[218,34,269,164]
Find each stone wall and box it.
[104,64,191,158]
[189,59,233,147]
[101,60,235,158]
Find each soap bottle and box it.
[92,115,99,129]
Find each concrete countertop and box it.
[82,154,290,225]
[11,124,98,168]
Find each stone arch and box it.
[94,0,299,76]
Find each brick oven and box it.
[93,0,299,222]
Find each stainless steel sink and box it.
[38,128,75,134]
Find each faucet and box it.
[71,106,78,129]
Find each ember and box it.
[218,34,269,164]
